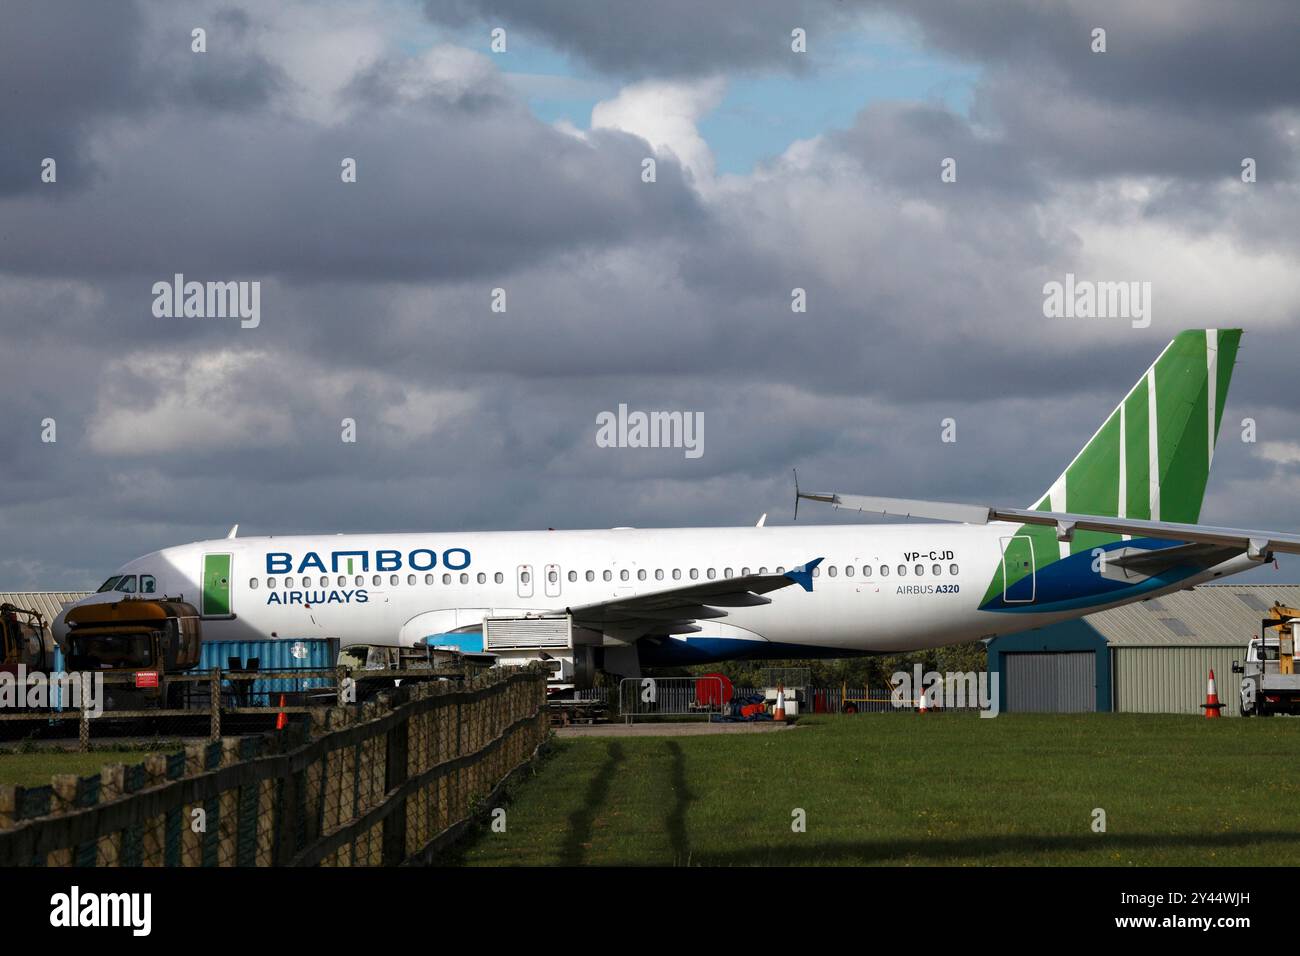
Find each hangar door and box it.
[1004,651,1095,712]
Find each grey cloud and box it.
[422,0,853,76]
[1,1,1299,591]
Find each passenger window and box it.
[585,570,594,582]
[707,568,716,579]
[637,569,646,581]
[655,569,664,581]
[267,578,277,589]
[521,571,530,585]
[845,566,854,577]
[249,578,259,590]
[478,573,486,584]
[568,570,577,582]
[620,570,629,581]
[443,574,452,585]
[603,570,612,582]
[390,575,399,586]
[949,563,959,575]
[359,576,367,587]
[672,569,681,580]
[758,567,768,575]
[460,573,469,584]
[879,566,889,577]
[496,572,504,584]
[915,564,924,576]
[932,564,942,576]
[897,565,907,576]
[776,566,785,575]
[863,566,872,577]
[338,576,347,587]
[724,568,733,578]
[321,576,329,587]
[812,567,820,578]
[425,574,434,585]
[550,570,559,583]
[828,566,837,577]
[373,575,381,586]
[690,569,699,580]
[285,577,295,588]
[741,567,750,576]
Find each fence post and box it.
[98,764,124,866]
[142,753,167,866]
[209,668,221,742]
[382,701,409,866]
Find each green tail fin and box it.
[1032,329,1242,554]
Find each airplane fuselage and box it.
[56,522,1254,667]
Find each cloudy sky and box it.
[2,0,1298,590]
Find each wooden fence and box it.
[0,666,548,866]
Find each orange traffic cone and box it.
[1202,669,1224,718]
[276,693,288,730]
[773,685,786,721]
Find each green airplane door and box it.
[203,553,232,616]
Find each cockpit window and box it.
[140,575,157,594]
[116,575,138,594]
[96,576,122,593]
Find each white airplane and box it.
[55,329,1297,685]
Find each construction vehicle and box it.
[62,597,202,710]
[0,603,57,675]
[1232,602,1300,716]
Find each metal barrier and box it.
[618,676,725,723]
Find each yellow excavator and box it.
[1233,602,1300,716]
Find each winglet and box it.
[784,557,824,592]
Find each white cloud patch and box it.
[591,77,726,184]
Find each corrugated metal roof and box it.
[0,592,90,626]
[1086,584,1300,647]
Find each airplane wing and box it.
[559,558,823,642]
[798,490,1296,561]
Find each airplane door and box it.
[544,564,561,598]
[202,553,233,616]
[516,565,534,599]
[1000,536,1035,603]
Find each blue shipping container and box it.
[201,638,340,705]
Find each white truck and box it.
[1233,603,1300,716]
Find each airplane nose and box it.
[52,606,70,645]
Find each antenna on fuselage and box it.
[792,469,800,521]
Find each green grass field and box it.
[455,714,1300,866]
[0,751,159,787]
